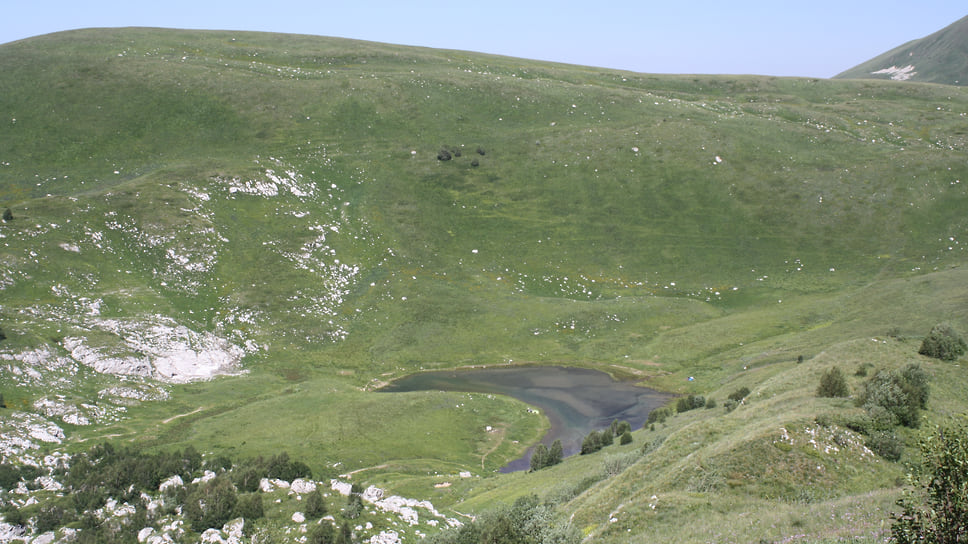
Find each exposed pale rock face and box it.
[0,522,27,541]
[291,478,317,494]
[159,475,184,492]
[330,479,353,497]
[362,485,383,502]
[199,519,244,544]
[63,316,246,383]
[369,530,401,544]
[192,470,217,484]
[1,412,65,465]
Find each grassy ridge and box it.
[2,28,968,541]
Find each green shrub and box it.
[620,431,633,445]
[866,431,903,462]
[601,451,639,476]
[727,386,751,403]
[548,440,563,467]
[305,488,326,518]
[184,476,238,532]
[35,503,70,533]
[861,364,929,428]
[892,421,968,543]
[2,505,24,527]
[836,412,873,434]
[641,435,666,455]
[815,413,834,428]
[0,463,19,489]
[646,406,674,426]
[817,366,850,398]
[428,494,579,544]
[234,493,264,520]
[918,323,967,361]
[677,394,706,413]
[309,522,335,544]
[344,494,363,519]
[581,431,602,454]
[529,444,549,472]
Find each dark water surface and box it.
[378,366,672,472]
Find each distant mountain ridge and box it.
[835,14,968,85]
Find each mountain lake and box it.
[378,366,672,472]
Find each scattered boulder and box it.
[291,478,316,494]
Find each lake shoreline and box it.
[377,364,674,472]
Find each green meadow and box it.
[1,28,968,541]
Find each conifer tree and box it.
[547,440,563,466]
[529,444,548,472]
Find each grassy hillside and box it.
[835,14,968,85]
[1,28,968,542]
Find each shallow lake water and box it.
[378,366,672,472]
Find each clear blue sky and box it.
[2,1,965,78]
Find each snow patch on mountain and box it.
[871,65,917,80]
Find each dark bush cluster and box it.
[646,406,674,427]
[865,431,903,462]
[0,462,26,489]
[231,451,312,492]
[436,144,486,166]
[581,420,632,455]
[918,322,967,361]
[860,363,929,429]
[529,439,563,472]
[816,363,932,462]
[184,476,239,532]
[817,366,850,398]
[676,394,706,413]
[724,386,751,412]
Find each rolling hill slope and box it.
[835,14,968,85]
[1,28,968,542]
